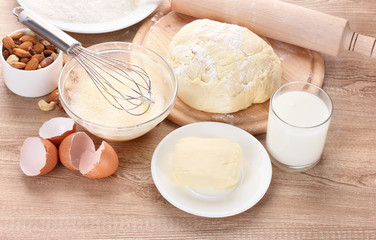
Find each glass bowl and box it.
[58,42,177,141]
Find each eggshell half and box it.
[20,137,58,176]
[79,141,119,178]
[59,132,119,178]
[59,132,95,171]
[39,117,76,147]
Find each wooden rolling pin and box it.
[171,0,376,58]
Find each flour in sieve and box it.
[20,0,139,24]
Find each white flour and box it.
[20,0,138,24]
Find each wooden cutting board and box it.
[133,9,325,135]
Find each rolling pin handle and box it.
[344,27,376,58]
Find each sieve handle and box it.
[13,6,81,53]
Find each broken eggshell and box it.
[79,141,119,178]
[59,132,119,178]
[59,131,94,171]
[20,137,58,176]
[39,117,76,147]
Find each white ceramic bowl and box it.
[59,42,177,141]
[1,28,63,97]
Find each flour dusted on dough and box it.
[20,0,138,24]
[167,19,282,113]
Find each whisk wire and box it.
[68,45,153,116]
[76,47,152,100]
[71,50,130,111]
[92,51,152,94]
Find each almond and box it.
[2,36,15,51]
[29,48,37,55]
[20,35,37,45]
[10,61,26,69]
[40,56,54,68]
[25,57,39,70]
[19,41,33,51]
[48,88,64,111]
[31,54,44,63]
[20,57,30,64]
[2,49,10,60]
[10,32,23,40]
[13,48,32,58]
[45,44,57,51]
[43,49,54,57]
[33,42,45,53]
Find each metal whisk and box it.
[13,7,153,116]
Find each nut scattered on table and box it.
[38,99,56,111]
[2,31,58,70]
[47,88,64,111]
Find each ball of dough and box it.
[167,19,282,113]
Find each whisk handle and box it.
[13,7,80,53]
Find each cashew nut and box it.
[38,99,56,111]
[6,54,19,64]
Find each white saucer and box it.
[151,122,272,218]
[17,0,160,34]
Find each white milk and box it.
[266,91,331,167]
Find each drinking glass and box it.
[266,81,333,172]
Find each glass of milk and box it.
[266,81,333,172]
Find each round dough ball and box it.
[167,19,282,113]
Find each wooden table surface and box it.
[1,0,376,239]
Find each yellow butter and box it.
[172,137,243,190]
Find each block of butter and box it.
[172,137,243,190]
